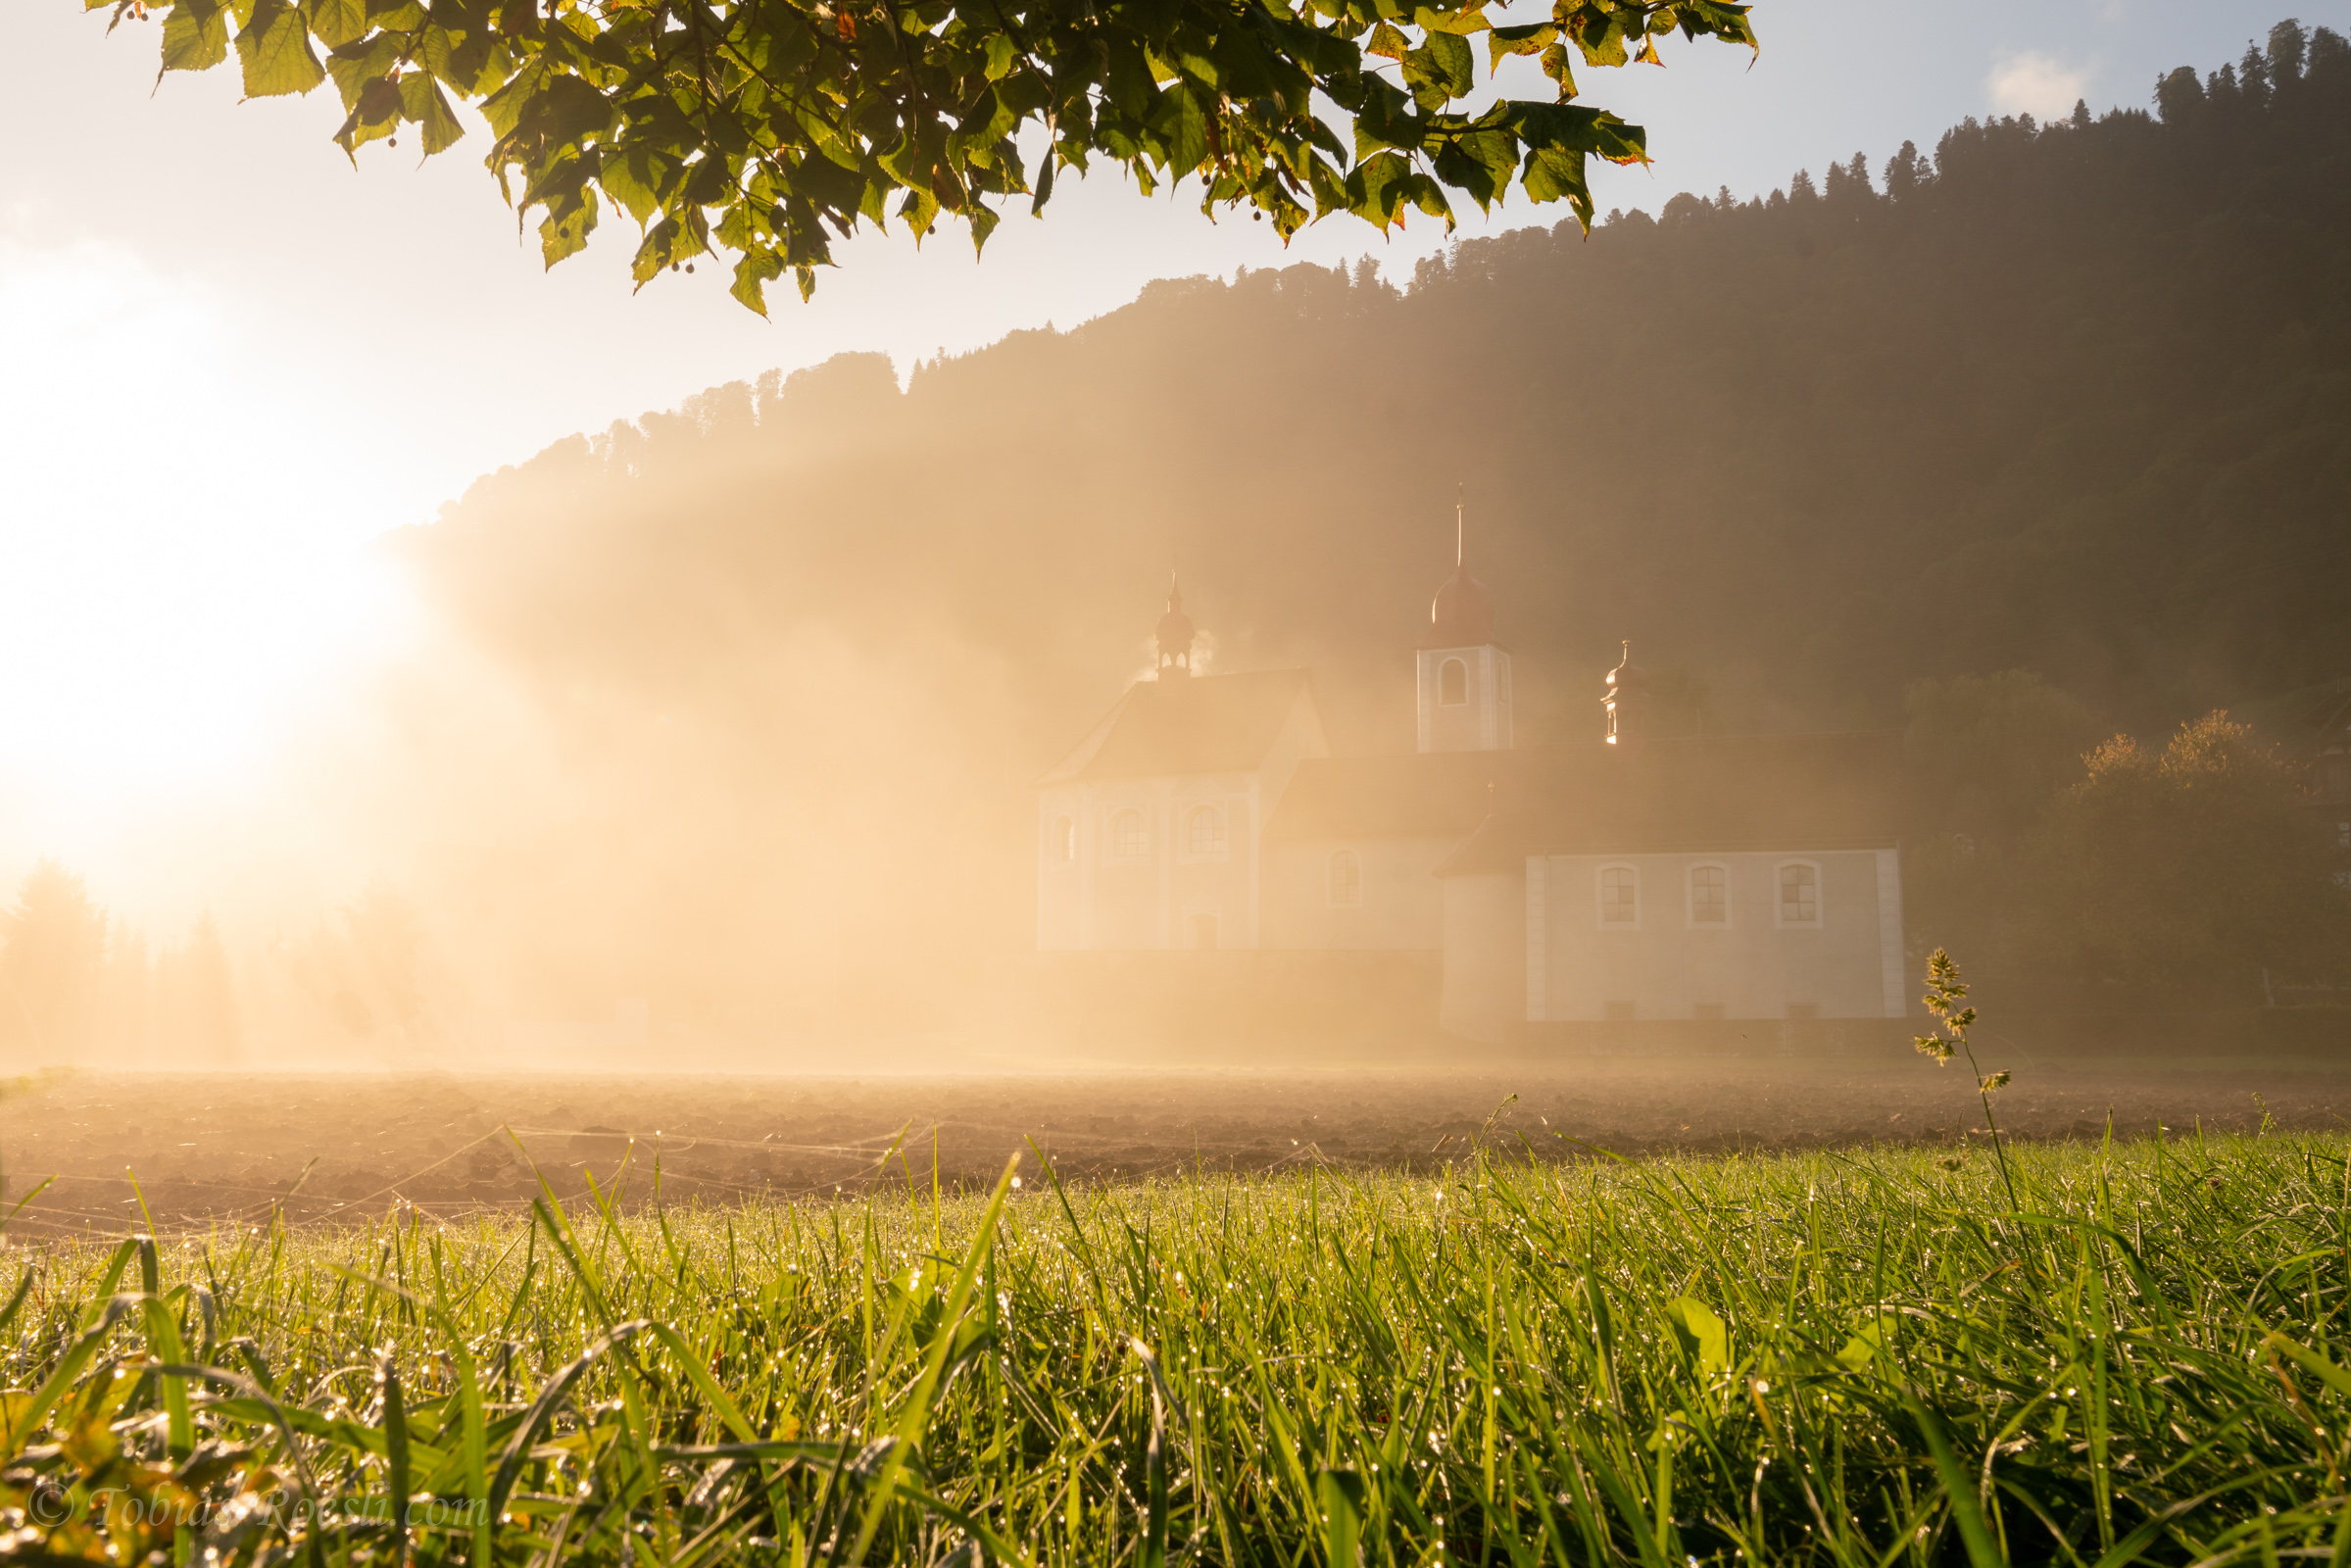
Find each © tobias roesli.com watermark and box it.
[18,1485,493,1532]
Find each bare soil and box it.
[5,1057,2344,1237]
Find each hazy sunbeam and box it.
[0,236,416,850]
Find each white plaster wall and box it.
[1038,773,1262,950]
[1260,837,1454,950]
[1534,849,1896,1019]
[1439,871,1526,1042]
[1256,688,1333,808]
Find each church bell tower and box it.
[1415,500,1514,753]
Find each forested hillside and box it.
[391,21,2351,1033]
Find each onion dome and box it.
[1155,573,1195,677]
[1604,639,1647,701]
[1603,639,1649,750]
[1421,500,1495,648]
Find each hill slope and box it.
[396,22,2351,1032]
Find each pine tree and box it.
[0,860,109,1060]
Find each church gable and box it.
[1039,668,1321,784]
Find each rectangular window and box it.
[1111,810,1149,859]
[2338,820,2350,850]
[1186,808,1226,857]
[1599,866,1638,925]
[1692,1003,1725,1021]
[1778,863,1819,925]
[1604,1001,1637,1022]
[1787,1002,1819,1020]
[1690,865,1728,924]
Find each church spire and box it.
[1154,570,1196,678]
[1424,490,1494,649]
[1416,492,1513,753]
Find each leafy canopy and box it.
[89,0,1753,311]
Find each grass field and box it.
[4,1130,2348,1566]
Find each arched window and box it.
[1439,658,1469,706]
[1112,809,1148,859]
[1598,864,1638,925]
[1053,814,1075,864]
[1776,861,1820,926]
[1328,850,1363,906]
[1689,863,1728,924]
[1188,807,1226,856]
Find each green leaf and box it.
[1103,37,1154,120]
[1402,29,1473,108]
[1149,82,1209,175]
[1345,149,1411,227]
[1413,4,1491,36]
[333,74,403,153]
[1029,144,1055,215]
[1662,1297,1729,1378]
[399,70,465,154]
[543,185,601,269]
[159,0,230,74]
[1429,117,1513,211]
[731,246,785,318]
[599,143,670,223]
[983,29,1017,81]
[324,34,399,109]
[1487,21,1553,71]
[966,198,1001,255]
[234,0,324,96]
[308,0,366,46]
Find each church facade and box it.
[1034,514,1909,1044]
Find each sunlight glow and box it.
[0,236,415,844]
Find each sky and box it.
[3,0,2346,922]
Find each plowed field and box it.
[4,1055,2342,1236]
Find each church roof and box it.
[1264,752,1502,841]
[1037,668,1316,783]
[1434,732,1905,875]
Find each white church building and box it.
[1034,513,1909,1045]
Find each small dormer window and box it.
[1440,658,1469,705]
